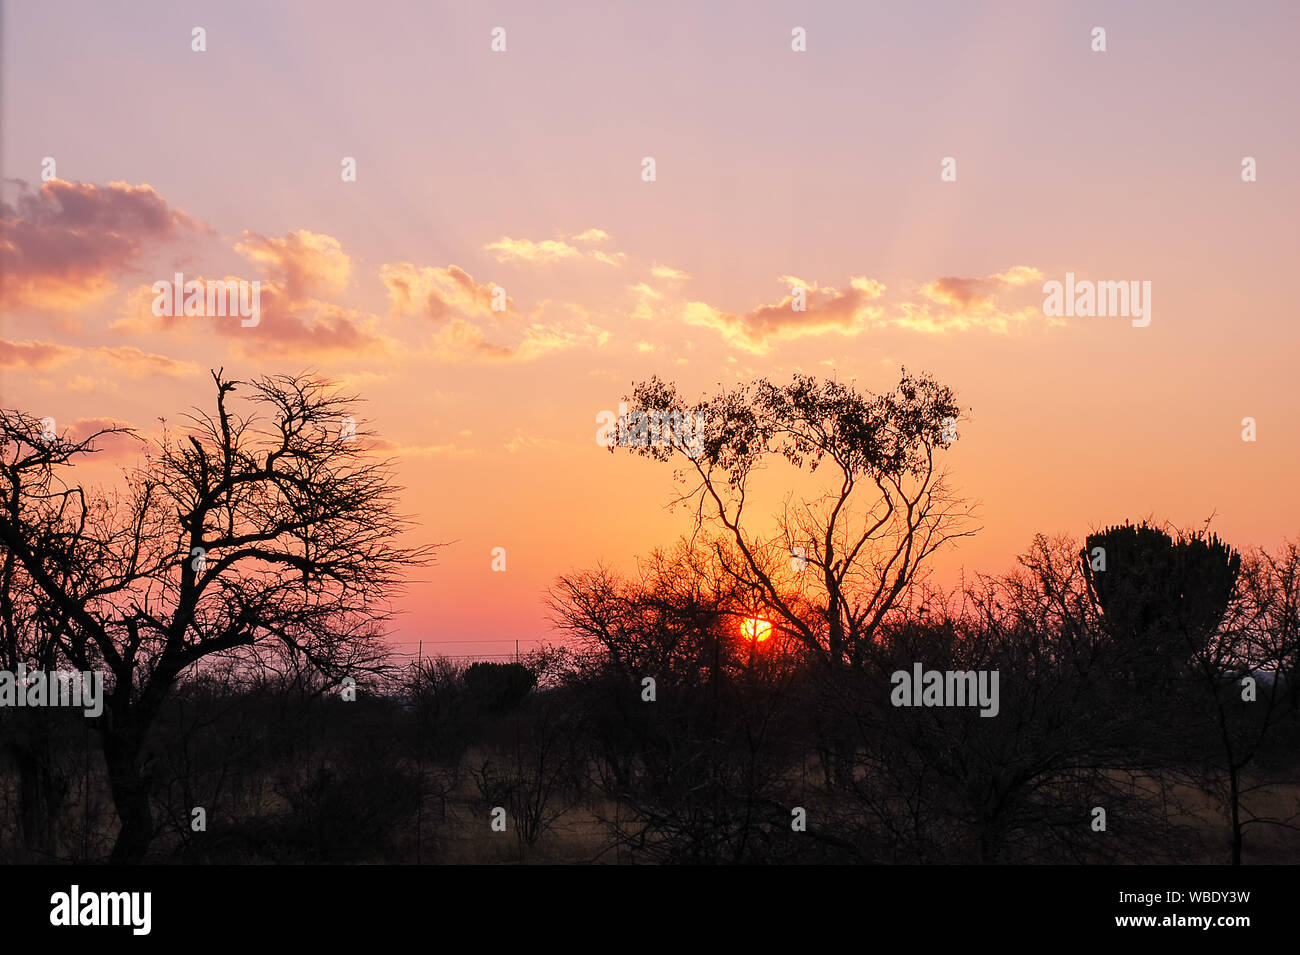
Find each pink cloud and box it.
[0,179,206,311]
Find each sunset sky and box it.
[3,0,1297,657]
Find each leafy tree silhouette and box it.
[610,371,976,789]
[1084,520,1240,687]
[463,661,536,714]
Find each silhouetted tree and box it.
[854,536,1202,863]
[618,372,976,669]
[0,371,435,862]
[1183,541,1300,863]
[0,410,132,859]
[550,541,809,862]
[1085,521,1240,686]
[616,371,976,787]
[463,662,537,714]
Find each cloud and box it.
[0,179,206,311]
[425,309,608,364]
[919,265,1042,310]
[679,265,1053,344]
[234,230,350,301]
[66,376,119,394]
[484,236,582,264]
[2,339,202,382]
[485,229,626,267]
[380,262,507,322]
[0,338,79,369]
[650,264,689,281]
[109,231,373,359]
[95,345,202,378]
[628,282,663,321]
[381,260,604,363]
[216,290,388,358]
[64,416,145,460]
[505,429,561,453]
[683,276,886,354]
[109,281,204,335]
[365,435,480,459]
[64,416,127,440]
[107,229,388,358]
[893,265,1048,334]
[991,265,1042,287]
[425,319,515,361]
[212,231,387,358]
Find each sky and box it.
[3,0,1298,658]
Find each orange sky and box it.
[3,0,1298,655]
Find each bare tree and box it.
[0,371,435,862]
[549,541,811,863]
[0,409,133,859]
[1185,541,1300,863]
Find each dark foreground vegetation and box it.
[2,525,1298,864]
[2,370,1297,863]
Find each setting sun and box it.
[741,617,772,643]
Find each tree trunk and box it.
[818,657,854,790]
[8,711,68,860]
[104,730,153,864]
[1228,763,1243,865]
[12,742,66,860]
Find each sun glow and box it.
[741,616,772,643]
